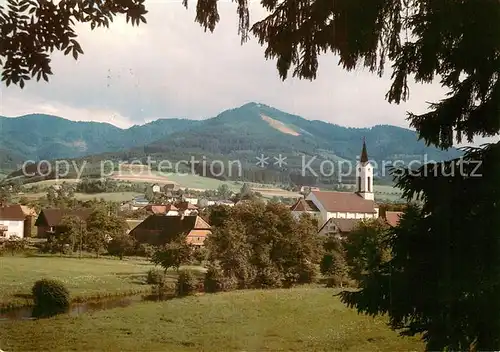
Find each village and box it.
[0,142,403,247]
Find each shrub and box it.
[151,281,176,299]
[146,268,165,285]
[176,270,199,297]
[31,279,70,317]
[136,243,155,257]
[204,263,237,293]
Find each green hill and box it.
[1,102,462,186]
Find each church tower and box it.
[356,139,374,201]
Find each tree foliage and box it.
[342,145,500,351]
[56,214,87,255]
[205,200,322,289]
[85,208,127,257]
[343,219,391,282]
[151,238,192,273]
[107,232,136,259]
[0,0,147,87]
[320,236,350,288]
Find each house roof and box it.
[130,215,211,245]
[318,218,363,234]
[310,191,377,213]
[34,208,92,227]
[20,205,37,217]
[143,204,178,214]
[176,201,198,211]
[186,230,211,246]
[385,211,403,227]
[290,198,319,212]
[0,205,26,221]
[126,219,142,231]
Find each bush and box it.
[4,236,28,255]
[146,268,165,285]
[150,281,176,299]
[31,279,70,317]
[204,263,237,293]
[176,270,199,297]
[136,243,155,258]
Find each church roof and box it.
[310,191,377,213]
[290,198,320,212]
[360,139,369,163]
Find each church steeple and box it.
[360,137,369,163]
[356,138,374,201]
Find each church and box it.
[290,140,379,235]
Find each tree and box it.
[0,0,147,87]
[0,185,11,204]
[342,219,391,283]
[343,150,500,351]
[320,236,350,288]
[56,215,87,256]
[107,233,136,260]
[205,217,255,288]
[151,238,192,273]
[85,208,127,257]
[205,201,322,289]
[216,184,231,199]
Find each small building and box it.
[0,205,28,239]
[183,197,198,206]
[299,186,320,194]
[318,218,362,237]
[152,184,161,193]
[215,200,235,207]
[163,183,179,192]
[130,215,211,247]
[176,201,199,215]
[35,208,92,237]
[143,204,179,216]
[290,198,322,225]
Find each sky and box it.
[0,1,497,146]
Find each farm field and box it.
[0,286,424,352]
[0,256,202,309]
[14,192,141,203]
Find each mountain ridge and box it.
[0,102,462,178]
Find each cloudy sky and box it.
[0,1,496,145]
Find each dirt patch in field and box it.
[261,114,300,136]
[252,187,301,198]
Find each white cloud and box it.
[0,1,497,146]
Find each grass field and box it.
[0,256,203,309]
[0,286,424,351]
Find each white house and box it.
[0,205,26,239]
[290,140,379,232]
[152,184,161,193]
